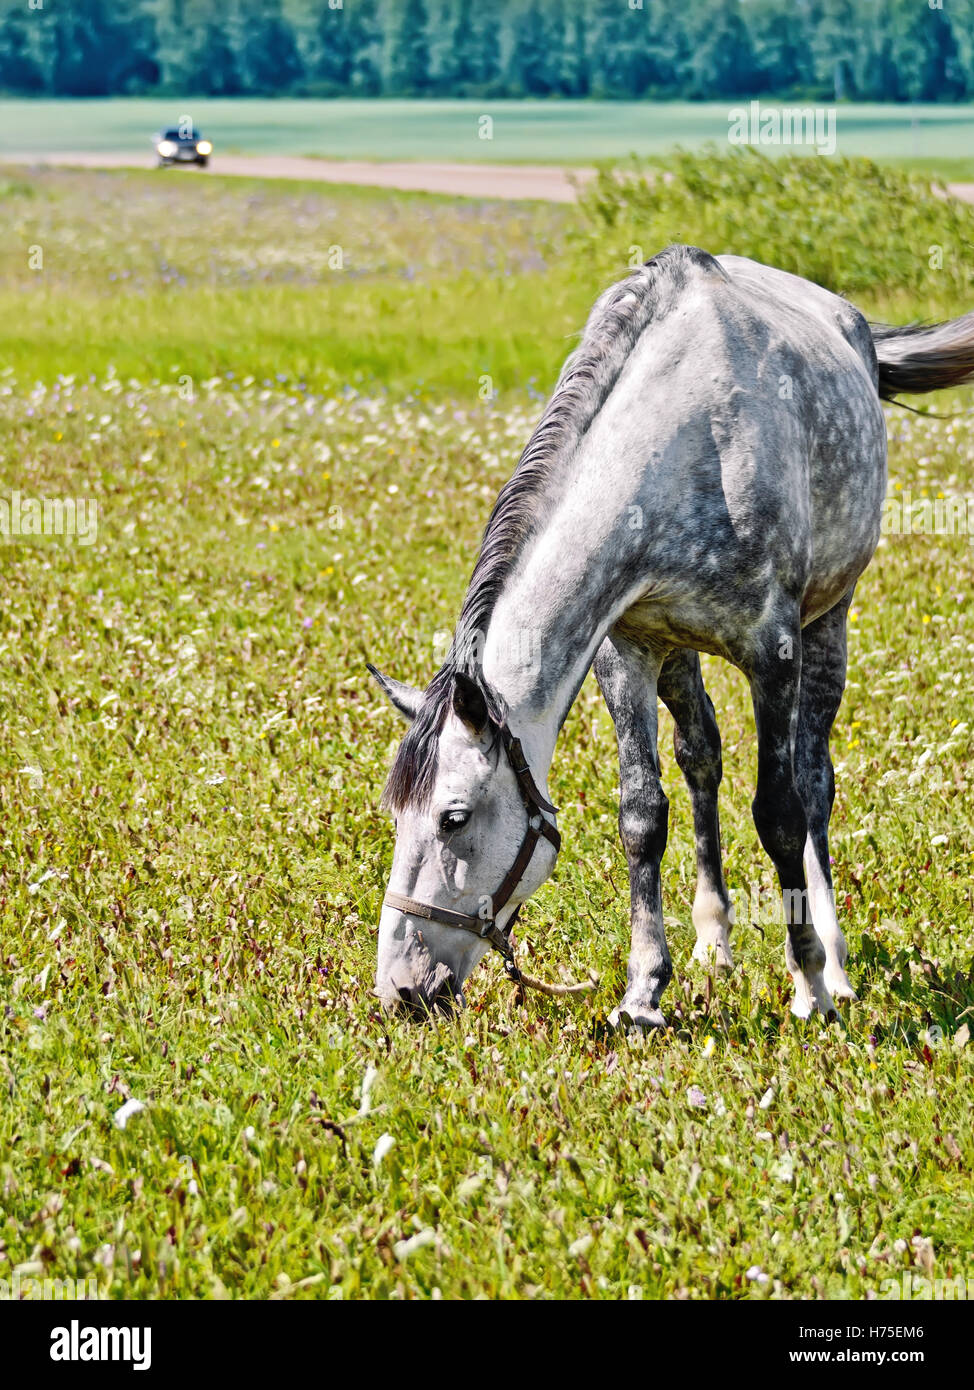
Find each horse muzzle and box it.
[376,961,463,1019]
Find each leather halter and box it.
[383,724,561,970]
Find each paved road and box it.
[4,151,973,205]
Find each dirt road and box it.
[1,151,592,201]
[4,151,973,205]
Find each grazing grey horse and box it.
[370,245,974,1027]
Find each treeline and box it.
[1,0,973,101]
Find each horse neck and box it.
[480,519,623,783]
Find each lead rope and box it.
[498,909,599,1001]
[507,962,601,999]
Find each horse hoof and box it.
[791,1000,839,1024]
[790,970,837,1021]
[824,969,858,1004]
[609,1003,667,1033]
[691,940,735,974]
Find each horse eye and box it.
[439,808,471,834]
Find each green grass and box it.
[0,165,575,392]
[0,159,972,1300]
[4,97,974,178]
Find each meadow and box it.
[0,155,971,1300]
[4,97,974,179]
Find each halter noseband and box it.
[383,724,561,972]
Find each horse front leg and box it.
[594,634,671,1031]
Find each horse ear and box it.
[452,670,489,734]
[367,664,422,723]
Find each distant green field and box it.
[3,98,974,175]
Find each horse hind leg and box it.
[747,615,836,1020]
[795,595,858,1004]
[658,649,734,972]
[594,634,672,1031]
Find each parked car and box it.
[153,127,213,168]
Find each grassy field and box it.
[4,98,974,178]
[0,164,573,393]
[0,160,972,1300]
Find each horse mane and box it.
[382,245,702,812]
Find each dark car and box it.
[153,127,213,168]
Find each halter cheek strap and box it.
[382,725,560,968]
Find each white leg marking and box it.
[690,884,735,972]
[804,833,857,1004]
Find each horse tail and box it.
[871,313,974,400]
